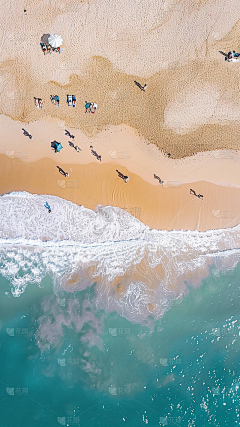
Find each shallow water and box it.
[1,262,240,426]
[1,192,240,426]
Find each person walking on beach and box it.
[22,128,33,139]
[190,189,204,199]
[91,149,101,161]
[134,81,147,92]
[116,169,129,183]
[65,130,75,139]
[154,174,164,185]
[56,166,69,177]
[44,202,51,213]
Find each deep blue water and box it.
[1,264,240,427]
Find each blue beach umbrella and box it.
[55,142,63,152]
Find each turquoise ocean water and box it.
[1,192,240,426]
[1,263,240,427]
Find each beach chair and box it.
[72,95,76,107]
[67,95,72,106]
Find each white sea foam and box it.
[0,192,240,323]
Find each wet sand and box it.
[1,119,240,232]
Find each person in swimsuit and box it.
[154,174,164,185]
[116,169,129,183]
[56,166,69,177]
[134,81,147,92]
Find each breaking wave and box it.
[0,192,240,325]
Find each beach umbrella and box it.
[48,34,63,48]
[55,142,63,152]
[41,33,50,44]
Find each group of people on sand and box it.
[64,129,82,152]
[219,50,240,62]
[34,96,100,113]
[225,51,240,62]
[40,43,61,55]
[36,80,146,113]
[153,173,204,199]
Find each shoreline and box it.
[1,115,240,232]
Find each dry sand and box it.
[1,0,240,231]
[1,0,240,157]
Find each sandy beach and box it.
[1,115,240,232]
[1,3,240,424]
[1,0,240,231]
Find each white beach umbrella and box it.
[48,34,63,48]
